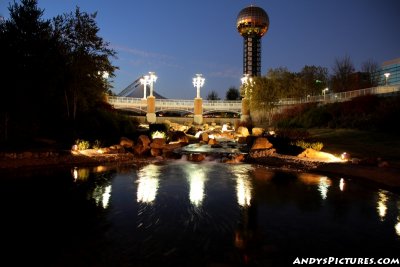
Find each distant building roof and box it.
[118,77,167,99]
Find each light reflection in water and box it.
[71,167,90,181]
[184,164,207,207]
[137,165,160,204]
[92,185,112,208]
[339,178,345,191]
[396,202,400,237]
[298,174,331,200]
[377,190,388,221]
[318,177,331,200]
[233,165,253,207]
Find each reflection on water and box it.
[137,164,160,204]
[377,189,389,221]
[396,201,400,237]
[185,164,207,207]
[339,178,345,191]
[3,162,400,266]
[298,173,332,200]
[233,165,253,207]
[92,185,112,208]
[72,167,90,181]
[318,177,331,200]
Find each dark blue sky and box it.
[1,0,399,99]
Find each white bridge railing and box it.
[107,96,242,112]
[108,85,399,112]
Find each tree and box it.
[361,59,380,87]
[53,7,117,120]
[0,0,57,140]
[225,87,241,100]
[331,55,355,92]
[207,90,220,100]
[298,65,329,96]
[247,76,282,124]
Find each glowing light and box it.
[318,177,331,200]
[395,218,400,237]
[341,152,350,161]
[140,75,151,99]
[222,124,228,132]
[193,74,205,98]
[97,149,104,154]
[137,165,160,204]
[188,169,206,207]
[339,178,345,191]
[377,190,388,221]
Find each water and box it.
[1,161,399,266]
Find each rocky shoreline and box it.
[1,147,399,193]
[1,123,399,193]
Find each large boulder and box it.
[150,138,166,149]
[251,137,273,150]
[252,127,264,136]
[237,126,250,137]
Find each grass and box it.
[308,128,400,167]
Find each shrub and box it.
[75,139,90,150]
[293,140,324,151]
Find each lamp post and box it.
[140,75,151,99]
[192,74,205,125]
[193,74,205,99]
[384,73,390,86]
[322,88,329,100]
[143,71,157,123]
[148,72,157,97]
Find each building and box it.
[236,6,269,76]
[378,58,400,85]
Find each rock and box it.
[133,144,149,156]
[150,138,166,149]
[252,127,264,136]
[137,135,151,148]
[298,148,339,162]
[251,137,273,150]
[237,126,249,137]
[237,136,247,144]
[188,153,206,162]
[200,132,209,142]
[150,148,162,157]
[208,138,217,145]
[120,137,134,148]
[168,131,189,144]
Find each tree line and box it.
[213,55,379,101]
[0,0,118,144]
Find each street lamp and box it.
[322,88,329,100]
[148,72,157,97]
[193,74,205,98]
[140,75,151,99]
[384,73,390,86]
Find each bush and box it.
[293,140,324,151]
[75,139,90,150]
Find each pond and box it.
[1,161,399,266]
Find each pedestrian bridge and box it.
[107,96,242,114]
[107,85,400,115]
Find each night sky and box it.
[1,0,399,99]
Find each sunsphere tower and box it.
[237,5,269,76]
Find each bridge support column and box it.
[240,97,251,123]
[193,97,203,125]
[146,96,156,123]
